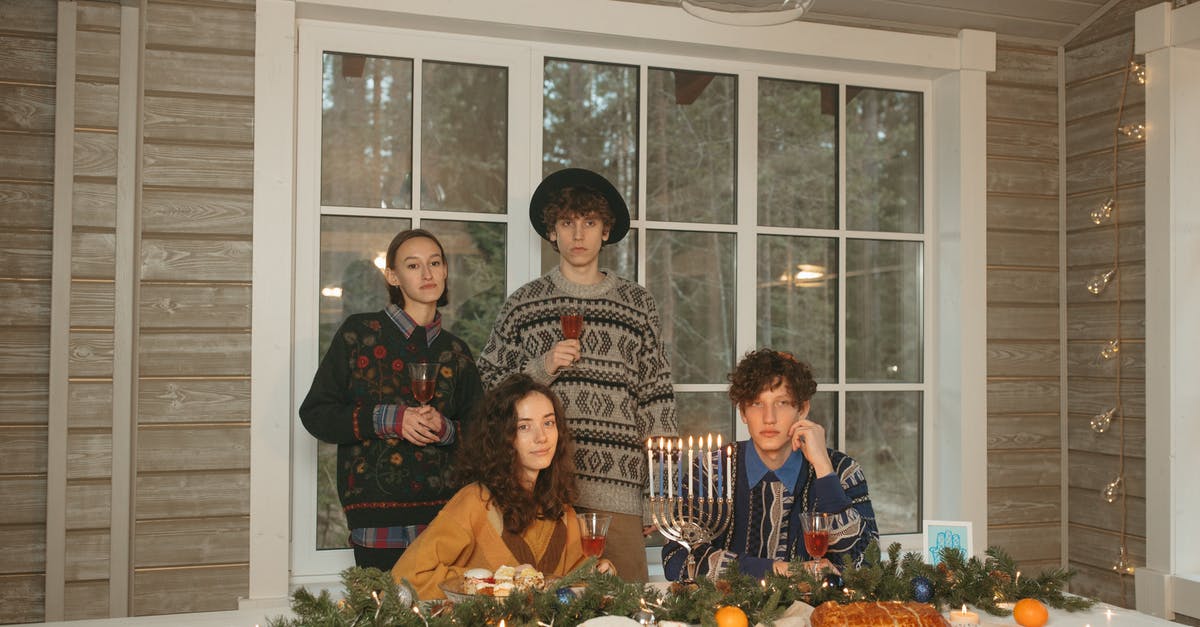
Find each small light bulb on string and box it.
[1129,60,1146,85]
[1091,406,1116,433]
[1112,546,1136,575]
[1090,198,1116,225]
[1100,339,1121,360]
[1120,123,1146,140]
[1087,269,1117,295]
[1102,476,1122,503]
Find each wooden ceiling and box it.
[625,0,1119,45]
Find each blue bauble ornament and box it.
[823,572,844,589]
[556,587,576,604]
[911,576,934,603]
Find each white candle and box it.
[949,605,980,627]
[687,436,694,498]
[725,444,732,500]
[646,438,654,498]
[666,438,673,499]
[706,434,713,500]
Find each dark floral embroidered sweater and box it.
[300,311,484,531]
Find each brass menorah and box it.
[646,435,735,582]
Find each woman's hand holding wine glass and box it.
[403,362,442,446]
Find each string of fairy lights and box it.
[1083,43,1144,593]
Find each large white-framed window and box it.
[281,11,970,587]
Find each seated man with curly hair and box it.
[662,349,879,581]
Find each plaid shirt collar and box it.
[384,304,441,346]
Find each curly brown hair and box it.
[455,374,578,534]
[541,186,615,251]
[728,349,818,409]
[384,228,450,308]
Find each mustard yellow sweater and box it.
[391,483,586,600]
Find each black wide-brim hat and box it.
[529,168,630,245]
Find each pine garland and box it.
[269,542,1093,627]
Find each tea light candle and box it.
[949,605,980,627]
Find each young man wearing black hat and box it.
[477,168,678,581]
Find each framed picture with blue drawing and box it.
[923,520,972,566]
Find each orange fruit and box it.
[715,605,749,627]
[1013,598,1049,627]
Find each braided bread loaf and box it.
[810,601,949,627]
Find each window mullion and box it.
[837,82,848,453]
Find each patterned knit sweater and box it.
[299,311,484,531]
[662,440,878,581]
[477,269,678,517]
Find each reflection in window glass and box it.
[316,215,412,549]
[321,52,413,209]
[756,235,838,382]
[677,391,735,442]
[846,87,922,233]
[844,391,921,535]
[646,230,735,384]
[845,240,922,383]
[421,61,508,214]
[758,79,838,229]
[807,390,838,448]
[646,68,736,224]
[542,59,639,274]
[420,219,507,356]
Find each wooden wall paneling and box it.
[0,182,54,230]
[143,49,253,97]
[987,342,1060,377]
[987,119,1058,161]
[138,332,251,377]
[0,83,56,131]
[67,331,115,379]
[987,229,1058,267]
[65,480,112,530]
[0,281,52,326]
[990,45,1058,87]
[71,280,116,328]
[988,450,1062,488]
[0,425,48,474]
[138,379,250,425]
[70,231,117,280]
[0,378,49,425]
[987,414,1061,451]
[75,81,120,130]
[0,0,58,33]
[1068,414,1145,457]
[134,517,249,568]
[1065,224,1145,266]
[63,579,109,620]
[1065,187,1144,233]
[135,471,250,519]
[137,426,249,473]
[139,238,251,282]
[0,231,53,278]
[1064,0,1160,50]
[986,304,1058,338]
[1069,524,1146,572]
[0,133,55,180]
[1065,145,1145,194]
[1066,301,1145,340]
[989,523,1062,564]
[73,130,119,178]
[139,283,251,328]
[0,524,45,574]
[0,327,51,376]
[2,477,48,526]
[76,0,122,31]
[68,382,115,429]
[988,486,1061,525]
[1068,450,1146,498]
[1068,376,1145,418]
[987,268,1059,304]
[987,84,1057,122]
[141,143,254,189]
[143,95,253,145]
[131,565,248,615]
[987,379,1060,414]
[0,34,57,84]
[1065,340,1143,379]
[985,193,1059,232]
[1066,103,1144,158]
[1065,33,1137,84]
[1068,562,1135,605]
[1065,72,1146,121]
[75,30,120,80]
[0,575,45,624]
[65,430,112,480]
[986,158,1060,198]
[1065,262,1144,303]
[140,189,252,236]
[72,181,117,229]
[64,528,110,581]
[145,1,255,51]
[1068,488,1146,536]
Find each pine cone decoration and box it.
[990,570,1012,585]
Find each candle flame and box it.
[962,605,967,613]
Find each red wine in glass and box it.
[560,312,583,340]
[412,379,435,404]
[581,535,606,557]
[803,529,830,559]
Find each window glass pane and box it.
[677,391,735,442]
[420,219,507,355]
[807,390,839,448]
[316,215,412,549]
[844,391,921,535]
[647,230,735,384]
[421,61,507,213]
[321,52,413,209]
[756,235,838,383]
[758,79,837,229]
[845,87,922,233]
[846,239,922,383]
[646,68,736,224]
[542,59,639,274]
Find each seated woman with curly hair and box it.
[392,373,614,599]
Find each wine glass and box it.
[560,304,584,341]
[800,511,832,572]
[577,512,611,558]
[407,362,438,405]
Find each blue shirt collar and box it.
[742,441,805,490]
[384,304,441,346]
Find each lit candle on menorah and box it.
[646,433,734,582]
